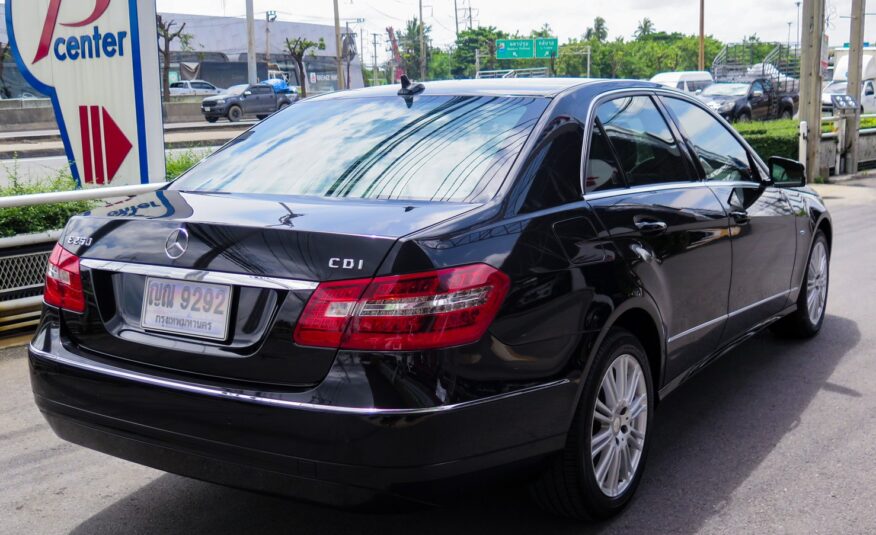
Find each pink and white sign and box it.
[6,0,164,186]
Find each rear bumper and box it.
[28,330,575,507]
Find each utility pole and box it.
[698,0,705,71]
[372,33,380,86]
[245,0,257,84]
[333,0,345,90]
[475,49,480,77]
[846,0,867,173]
[265,11,276,64]
[797,2,802,46]
[587,46,592,78]
[800,0,827,181]
[469,7,473,30]
[419,0,427,80]
[454,0,460,37]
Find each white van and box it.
[650,71,714,93]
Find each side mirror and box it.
[752,90,764,98]
[243,90,252,97]
[768,156,806,188]
[695,89,703,95]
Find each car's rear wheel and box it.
[530,328,654,520]
[227,105,243,122]
[780,108,793,120]
[737,111,752,123]
[772,231,830,338]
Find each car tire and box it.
[279,103,290,110]
[780,108,793,120]
[227,106,243,122]
[530,328,654,520]
[772,231,830,339]
[737,111,752,123]
[206,117,218,123]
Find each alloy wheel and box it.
[807,240,829,325]
[590,354,648,498]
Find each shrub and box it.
[0,166,96,238]
[165,149,207,180]
[733,120,799,162]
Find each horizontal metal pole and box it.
[0,183,164,209]
[0,296,43,314]
[0,230,62,249]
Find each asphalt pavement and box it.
[2,179,876,534]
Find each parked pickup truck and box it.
[698,78,799,122]
[201,83,296,123]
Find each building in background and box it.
[0,7,364,98]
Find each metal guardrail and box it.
[476,68,550,79]
[0,183,164,333]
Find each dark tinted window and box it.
[170,82,185,88]
[597,96,688,186]
[585,123,624,193]
[192,82,214,89]
[663,97,755,182]
[172,96,548,202]
[252,86,272,94]
[677,81,686,90]
[751,81,764,94]
[511,124,584,213]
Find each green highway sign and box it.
[496,39,535,59]
[534,38,559,58]
[496,38,559,59]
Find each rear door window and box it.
[510,123,584,213]
[662,97,756,182]
[596,95,689,186]
[171,96,549,202]
[585,122,624,193]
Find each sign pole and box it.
[333,0,345,90]
[846,0,867,174]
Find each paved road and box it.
[2,180,875,534]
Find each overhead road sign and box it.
[496,38,558,60]
[6,0,165,187]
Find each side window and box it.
[676,81,685,90]
[663,97,755,182]
[511,124,584,214]
[751,81,764,94]
[170,82,185,88]
[596,96,689,186]
[192,82,212,90]
[585,122,624,193]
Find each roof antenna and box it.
[398,74,425,97]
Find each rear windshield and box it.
[171,95,548,202]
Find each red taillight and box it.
[294,264,510,351]
[44,243,85,313]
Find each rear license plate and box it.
[204,107,212,112]
[141,278,231,340]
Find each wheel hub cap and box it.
[590,354,648,498]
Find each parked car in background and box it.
[201,83,295,123]
[32,79,831,521]
[169,80,224,97]
[822,80,876,114]
[698,78,798,121]
[650,71,713,93]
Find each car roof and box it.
[308,78,662,100]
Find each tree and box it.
[584,17,608,42]
[451,26,508,79]
[428,48,453,80]
[284,37,326,97]
[156,15,191,102]
[635,19,655,40]
[399,18,431,80]
[0,42,10,98]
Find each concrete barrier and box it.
[0,97,207,132]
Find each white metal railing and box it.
[0,182,165,332]
[0,182,163,209]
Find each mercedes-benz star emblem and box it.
[164,228,189,259]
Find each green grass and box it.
[0,150,209,238]
[0,164,96,238]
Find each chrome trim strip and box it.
[29,345,569,416]
[667,289,792,344]
[80,259,318,291]
[667,315,726,345]
[728,289,791,318]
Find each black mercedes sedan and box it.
[30,78,831,520]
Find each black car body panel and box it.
[30,79,831,506]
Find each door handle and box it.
[730,210,750,225]
[634,220,668,235]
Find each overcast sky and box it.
[155,0,861,63]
